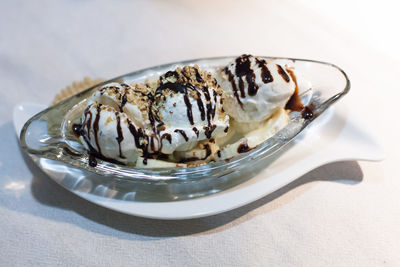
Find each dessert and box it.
[73,55,313,168]
[219,54,296,123]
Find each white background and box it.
[0,0,398,266]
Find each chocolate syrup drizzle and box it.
[284,68,304,112]
[72,123,125,167]
[192,127,199,137]
[237,142,252,154]
[234,55,259,96]
[283,67,314,119]
[183,94,194,125]
[160,133,172,144]
[195,68,203,82]
[204,125,216,139]
[255,58,273,84]
[224,67,243,108]
[156,82,197,125]
[93,104,102,155]
[203,144,212,159]
[115,112,125,158]
[127,121,152,165]
[127,120,144,148]
[80,106,92,140]
[277,65,290,82]
[196,90,205,121]
[224,55,275,108]
[301,105,314,119]
[174,129,188,142]
[120,94,127,111]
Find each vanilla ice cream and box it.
[77,83,159,165]
[218,54,296,123]
[154,66,229,154]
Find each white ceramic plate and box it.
[14,101,383,219]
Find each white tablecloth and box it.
[0,0,398,266]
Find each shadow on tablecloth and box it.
[25,151,363,239]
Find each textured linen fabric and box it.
[0,0,398,266]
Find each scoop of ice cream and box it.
[86,82,154,129]
[79,103,139,164]
[218,54,296,123]
[154,66,229,154]
[78,83,160,164]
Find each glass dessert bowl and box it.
[19,55,350,200]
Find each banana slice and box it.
[215,108,289,161]
[173,140,219,163]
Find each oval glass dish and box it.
[19,56,350,201]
